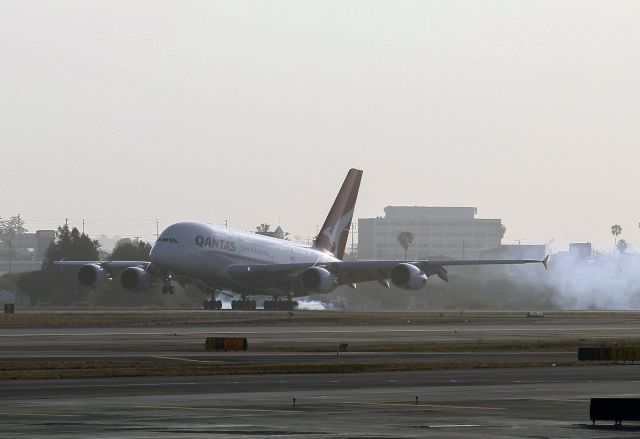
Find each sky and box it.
[1,1,639,253]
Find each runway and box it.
[2,366,640,438]
[2,310,640,437]
[1,311,638,367]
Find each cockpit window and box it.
[158,238,178,243]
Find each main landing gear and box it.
[263,297,298,311]
[202,287,223,310]
[231,296,257,310]
[203,298,223,310]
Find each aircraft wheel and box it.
[231,300,237,310]
[216,300,223,310]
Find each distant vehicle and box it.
[56,169,548,310]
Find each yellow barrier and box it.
[204,337,248,351]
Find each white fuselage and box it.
[149,221,339,295]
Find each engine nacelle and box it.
[390,263,427,290]
[300,267,338,294]
[120,267,153,292]
[77,264,110,287]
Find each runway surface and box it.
[1,312,638,366]
[2,311,640,437]
[2,366,640,438]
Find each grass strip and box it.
[0,359,582,380]
[3,310,640,328]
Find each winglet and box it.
[541,255,549,270]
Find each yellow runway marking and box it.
[528,397,589,403]
[420,403,505,411]
[0,412,79,417]
[151,355,222,364]
[336,401,504,410]
[501,397,588,403]
[137,405,300,413]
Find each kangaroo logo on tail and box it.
[314,169,363,260]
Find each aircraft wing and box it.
[54,261,151,269]
[227,256,549,288]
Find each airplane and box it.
[56,168,548,310]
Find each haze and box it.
[2,1,639,252]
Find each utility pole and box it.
[82,219,85,234]
[7,239,12,274]
[155,218,159,238]
[225,219,228,228]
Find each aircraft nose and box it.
[149,242,163,264]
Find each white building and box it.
[358,206,503,260]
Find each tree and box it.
[498,224,506,240]
[397,231,414,261]
[110,238,152,261]
[256,223,271,233]
[255,223,289,239]
[0,215,28,234]
[611,224,622,255]
[617,239,628,254]
[0,215,29,270]
[42,223,100,269]
[16,270,56,307]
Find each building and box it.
[0,230,55,274]
[358,206,503,260]
[568,242,592,261]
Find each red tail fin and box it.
[314,169,363,260]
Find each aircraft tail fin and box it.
[314,168,363,260]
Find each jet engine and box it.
[120,267,153,292]
[300,267,338,294]
[390,263,427,290]
[77,264,110,287]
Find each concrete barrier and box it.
[579,347,640,362]
[590,398,640,425]
[578,347,611,361]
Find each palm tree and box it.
[617,239,628,254]
[397,231,414,261]
[611,224,622,254]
